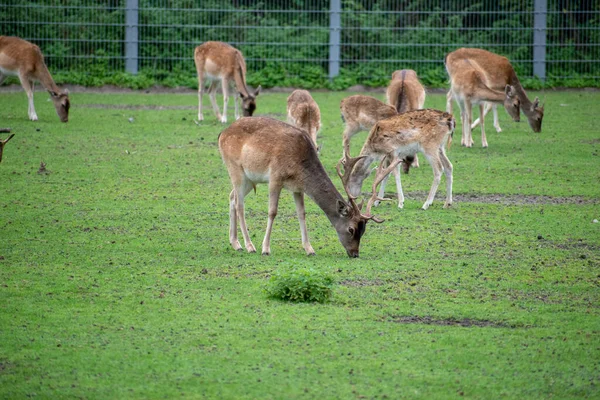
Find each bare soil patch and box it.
[385,315,514,328]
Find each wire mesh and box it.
[1,0,599,85]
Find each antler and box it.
[363,153,402,222]
[335,149,366,214]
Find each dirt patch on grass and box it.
[79,104,197,110]
[395,191,598,205]
[339,279,385,287]
[385,315,514,328]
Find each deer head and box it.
[503,85,521,123]
[0,134,15,163]
[49,90,70,123]
[240,86,261,117]
[526,97,544,133]
[334,151,398,257]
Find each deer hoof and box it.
[443,202,452,209]
[261,251,270,256]
[397,202,404,209]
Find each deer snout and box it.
[346,249,359,258]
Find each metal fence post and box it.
[533,0,547,81]
[328,0,341,79]
[125,0,139,74]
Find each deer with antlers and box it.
[287,89,321,147]
[0,36,70,122]
[346,109,455,210]
[445,48,544,147]
[0,133,15,163]
[218,117,396,257]
[194,41,261,124]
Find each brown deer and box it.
[446,48,545,145]
[0,36,70,122]
[0,133,15,163]
[340,95,397,157]
[218,117,394,258]
[347,109,455,210]
[386,69,426,114]
[286,89,321,147]
[445,54,520,147]
[194,41,261,123]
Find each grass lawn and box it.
[0,87,599,399]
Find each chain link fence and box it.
[2,0,599,88]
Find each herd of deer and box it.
[0,37,545,258]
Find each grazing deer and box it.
[0,133,15,163]
[194,41,261,123]
[218,117,392,258]
[446,48,545,144]
[445,54,520,148]
[340,95,397,157]
[286,89,321,147]
[0,36,70,122]
[347,109,455,210]
[386,69,426,114]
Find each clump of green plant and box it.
[266,267,334,303]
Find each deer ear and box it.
[63,89,69,95]
[254,85,262,97]
[337,199,350,217]
[48,90,58,97]
[505,85,514,97]
[532,97,540,110]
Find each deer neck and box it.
[348,148,378,197]
[37,63,61,94]
[232,56,250,97]
[301,159,349,224]
[509,72,535,115]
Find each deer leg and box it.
[471,102,492,130]
[422,154,443,210]
[234,87,241,121]
[463,100,474,147]
[19,74,37,121]
[261,184,282,256]
[446,90,453,114]
[492,104,502,132]
[439,148,453,208]
[229,190,242,251]
[293,192,316,256]
[342,124,359,158]
[234,182,256,253]
[391,162,405,208]
[197,71,205,121]
[208,80,221,122]
[220,77,229,123]
[412,154,420,168]
[480,103,488,148]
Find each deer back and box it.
[386,69,426,113]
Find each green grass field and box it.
[1,88,599,399]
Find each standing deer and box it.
[0,133,15,163]
[347,109,455,210]
[446,48,545,144]
[286,89,321,147]
[218,117,392,258]
[194,41,261,123]
[386,69,426,115]
[445,54,520,148]
[340,95,397,157]
[0,36,70,122]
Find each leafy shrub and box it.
[266,267,334,303]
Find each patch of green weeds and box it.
[266,266,334,303]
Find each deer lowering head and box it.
[0,133,15,163]
[194,41,261,123]
[347,109,455,210]
[287,89,321,147]
[0,36,70,122]
[446,47,545,135]
[218,117,387,257]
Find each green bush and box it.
[266,267,334,303]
